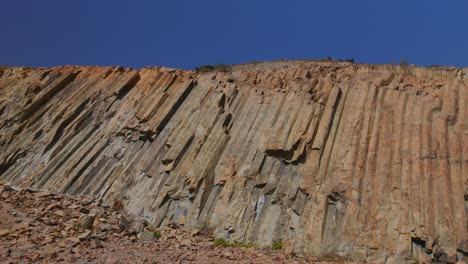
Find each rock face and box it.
[0,61,467,263]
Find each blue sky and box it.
[1,1,467,69]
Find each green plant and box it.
[195,64,231,73]
[400,59,409,67]
[345,58,355,63]
[147,226,161,240]
[213,238,256,248]
[271,240,282,250]
[213,238,230,247]
[318,56,333,62]
[400,59,412,75]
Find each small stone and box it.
[54,210,65,217]
[79,207,90,214]
[68,204,79,210]
[77,229,92,241]
[0,229,10,237]
[90,239,103,249]
[45,203,62,211]
[80,198,92,206]
[178,215,186,225]
[93,233,107,241]
[63,223,74,231]
[168,222,179,229]
[60,237,80,247]
[13,221,29,231]
[0,247,11,257]
[42,245,57,258]
[22,242,39,251]
[68,210,81,218]
[113,232,122,237]
[38,191,52,197]
[132,219,148,234]
[78,215,95,229]
[96,223,112,233]
[43,235,55,244]
[10,248,26,259]
[139,229,156,242]
[181,239,192,247]
[3,184,21,192]
[119,215,130,231]
[127,227,137,235]
[46,226,60,233]
[191,228,200,237]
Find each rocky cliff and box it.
[0,61,466,263]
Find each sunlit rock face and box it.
[0,61,467,263]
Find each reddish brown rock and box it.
[77,229,92,241]
[42,244,57,258]
[78,215,95,229]
[0,229,10,237]
[60,237,80,248]
[0,61,467,263]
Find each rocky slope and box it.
[0,61,466,263]
[2,182,353,264]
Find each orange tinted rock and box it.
[0,61,466,263]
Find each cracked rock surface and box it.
[0,61,467,263]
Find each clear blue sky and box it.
[1,1,467,69]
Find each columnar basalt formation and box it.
[0,61,467,263]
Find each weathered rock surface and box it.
[0,61,467,263]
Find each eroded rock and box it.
[0,62,466,263]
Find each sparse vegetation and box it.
[400,59,412,75]
[318,56,333,62]
[271,240,282,250]
[213,238,256,248]
[147,226,162,240]
[317,57,355,63]
[400,59,409,67]
[213,238,230,247]
[195,64,231,73]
